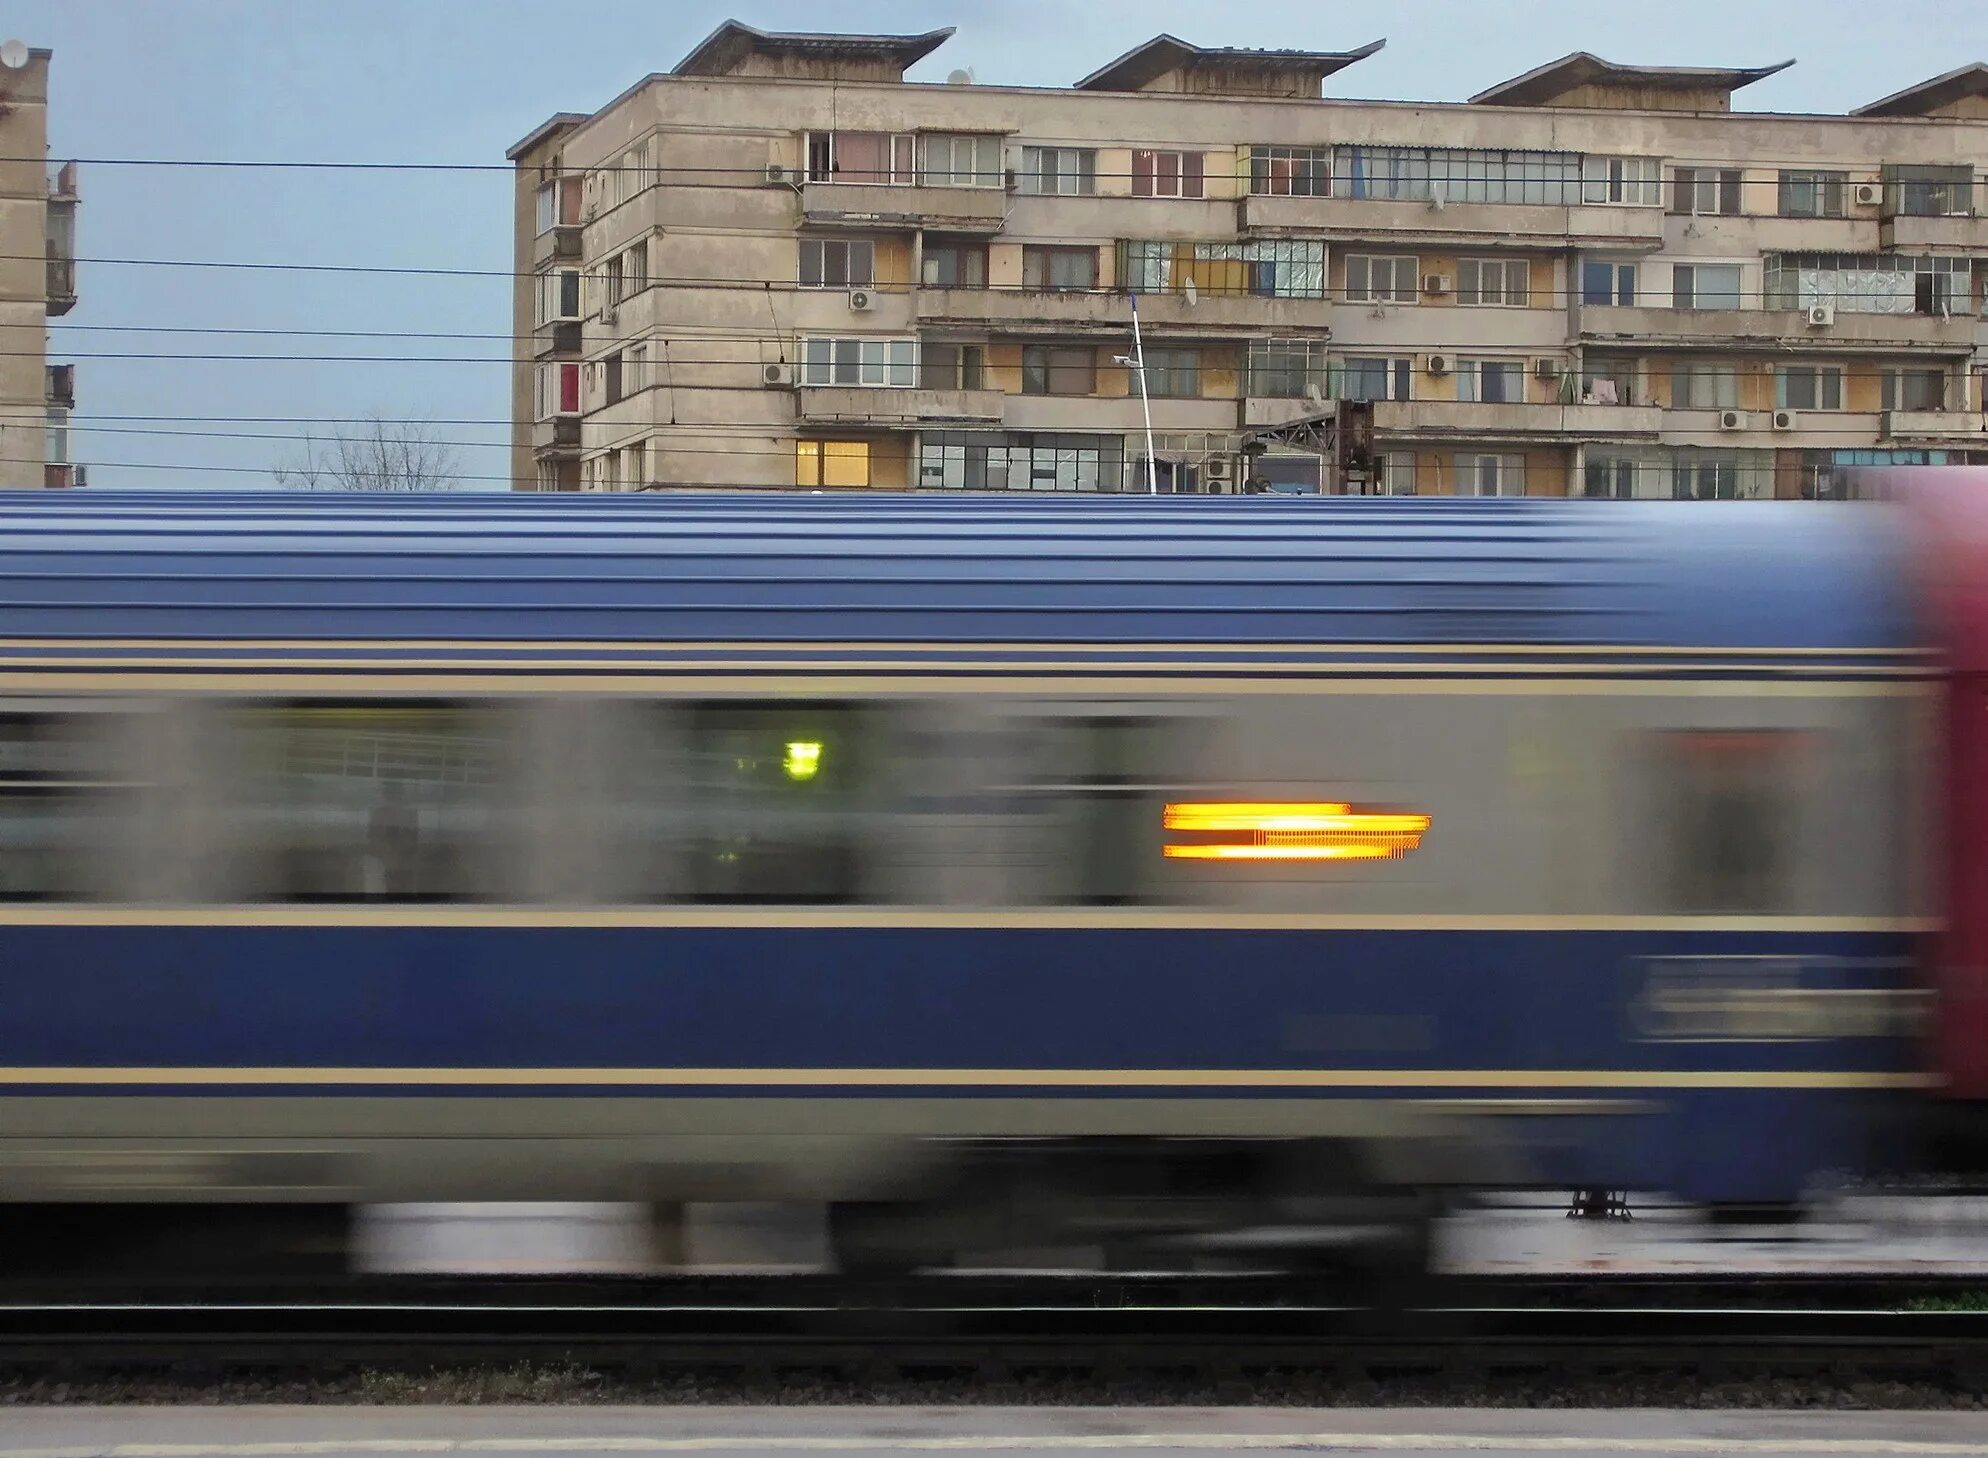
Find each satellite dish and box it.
[0,40,30,70]
[945,67,976,85]
[1183,276,1199,306]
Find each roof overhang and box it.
[506,113,588,162]
[1470,51,1793,107]
[1853,62,1988,117]
[673,19,953,78]
[1074,33,1384,93]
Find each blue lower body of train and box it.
[0,922,1920,1206]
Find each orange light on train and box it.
[1161,801,1431,862]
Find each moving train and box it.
[0,480,1984,1275]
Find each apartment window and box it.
[1336,146,1580,205]
[918,431,1124,492]
[1671,449,1766,500]
[533,175,580,235]
[1247,146,1331,198]
[625,241,648,293]
[1378,452,1417,495]
[603,253,626,309]
[1344,254,1419,304]
[45,407,68,466]
[799,237,876,288]
[805,131,914,185]
[1882,367,1948,412]
[535,182,556,235]
[1463,453,1526,496]
[1121,239,1324,299]
[626,343,646,394]
[1131,149,1205,199]
[1779,170,1846,219]
[1582,259,1637,306]
[1885,164,1974,218]
[1581,155,1662,206]
[1581,356,1639,406]
[796,440,872,488]
[1023,245,1098,291]
[1245,337,1331,398]
[799,337,919,387]
[1457,359,1524,404]
[1021,345,1097,397]
[1020,146,1096,196]
[1335,356,1413,402]
[1583,457,1642,499]
[919,134,1003,188]
[1672,263,1744,310]
[922,240,987,288]
[536,267,581,325]
[921,342,985,390]
[1142,347,1200,398]
[534,361,580,420]
[1671,167,1744,217]
[1670,361,1740,410]
[604,351,624,406]
[1764,252,1971,315]
[1776,365,1843,411]
[612,141,648,207]
[1457,258,1529,306]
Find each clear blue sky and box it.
[14,0,1987,489]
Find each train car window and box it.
[676,702,875,904]
[0,713,119,901]
[237,703,499,902]
[1026,717,1164,906]
[1659,730,1806,914]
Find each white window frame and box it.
[1462,452,1526,497]
[1671,262,1745,310]
[1344,254,1419,305]
[1456,358,1525,404]
[1776,363,1844,412]
[1020,146,1096,197]
[918,134,1003,189]
[1582,258,1637,306]
[1457,258,1530,307]
[1132,149,1205,199]
[1881,366,1949,412]
[534,182,556,236]
[799,336,920,388]
[536,267,581,325]
[1581,155,1661,206]
[1247,145,1331,198]
[1335,355,1414,402]
[1669,360,1740,411]
[1245,337,1332,399]
[798,237,877,289]
[1377,451,1417,495]
[805,131,916,186]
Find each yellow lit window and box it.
[1162,802,1430,862]
[796,439,871,488]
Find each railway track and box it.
[3,1273,1987,1384]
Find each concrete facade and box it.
[507,23,1988,498]
[0,44,79,489]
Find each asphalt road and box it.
[6,1408,1988,1458]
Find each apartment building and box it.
[507,22,1988,497]
[0,42,79,489]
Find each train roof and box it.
[0,492,1915,652]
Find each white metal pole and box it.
[1130,294,1158,495]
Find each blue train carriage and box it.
[0,491,1937,1275]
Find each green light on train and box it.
[783,739,823,781]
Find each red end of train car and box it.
[1880,469,1988,1104]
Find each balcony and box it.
[532,321,581,360]
[1879,213,1985,251]
[801,181,1006,233]
[45,364,74,410]
[1581,304,1977,352]
[1374,399,1663,442]
[44,464,85,489]
[797,385,1004,425]
[530,417,581,456]
[45,249,75,317]
[917,287,1331,337]
[1239,193,1666,251]
[1883,409,1988,443]
[531,223,583,268]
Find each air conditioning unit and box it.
[600,303,617,325]
[764,163,792,186]
[1772,409,1797,431]
[1719,409,1747,431]
[847,289,875,312]
[762,362,796,387]
[1806,304,1836,327]
[1423,353,1452,376]
[1532,357,1561,381]
[1202,458,1237,486]
[1422,273,1453,296]
[1854,182,1880,207]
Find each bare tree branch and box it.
[273,414,462,492]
